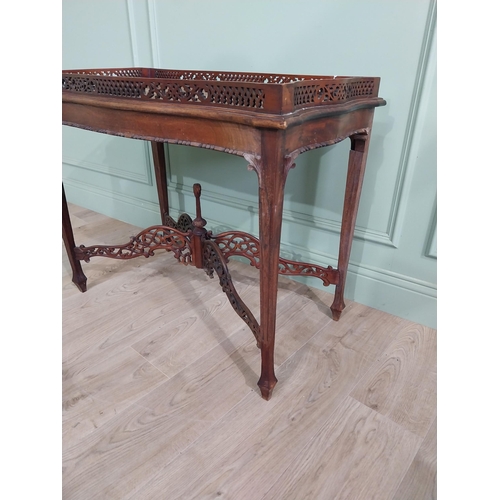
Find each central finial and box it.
[192,183,206,230]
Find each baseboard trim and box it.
[63,179,161,227]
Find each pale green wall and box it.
[62,0,437,328]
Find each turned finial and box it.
[192,183,206,230]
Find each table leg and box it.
[151,141,170,224]
[250,131,288,400]
[331,131,372,320]
[62,184,87,292]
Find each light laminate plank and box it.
[62,328,261,500]
[131,303,406,500]
[63,346,168,448]
[350,323,437,438]
[130,287,260,378]
[62,281,325,499]
[63,259,220,365]
[62,252,195,330]
[62,205,437,500]
[392,417,437,500]
[130,267,334,380]
[262,396,422,500]
[63,259,299,395]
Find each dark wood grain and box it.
[150,141,170,224]
[331,131,373,320]
[62,185,87,292]
[62,68,381,114]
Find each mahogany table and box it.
[62,67,386,400]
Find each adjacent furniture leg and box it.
[249,131,288,400]
[191,183,207,269]
[151,141,170,224]
[62,184,87,292]
[331,131,372,320]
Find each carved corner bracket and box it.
[284,150,300,178]
[243,153,263,182]
[244,152,298,182]
[164,213,194,232]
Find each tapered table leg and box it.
[151,141,170,224]
[62,184,87,292]
[331,131,372,320]
[249,130,288,400]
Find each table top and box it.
[62,67,386,160]
[62,67,384,116]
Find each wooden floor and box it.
[62,204,437,500]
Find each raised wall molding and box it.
[63,178,160,214]
[425,207,437,259]
[165,181,395,247]
[126,0,140,65]
[146,0,161,67]
[387,0,437,245]
[144,0,437,251]
[63,142,154,185]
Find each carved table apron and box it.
[62,68,386,400]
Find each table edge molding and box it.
[62,92,386,130]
